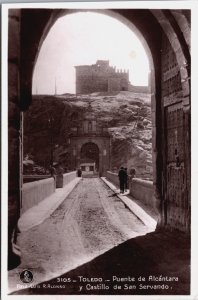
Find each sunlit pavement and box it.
[8,178,150,293]
[9,178,190,295]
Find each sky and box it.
[32,12,150,95]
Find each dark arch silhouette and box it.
[80,142,100,169]
[7,9,191,271]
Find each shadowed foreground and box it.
[12,230,190,295]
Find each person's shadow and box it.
[108,192,119,197]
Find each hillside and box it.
[23,91,152,179]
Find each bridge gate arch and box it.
[7,8,191,262]
[70,136,111,176]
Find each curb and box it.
[101,177,157,230]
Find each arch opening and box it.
[30,10,155,179]
[24,9,157,208]
[32,11,153,95]
[23,8,190,233]
[80,142,100,172]
[19,11,161,242]
[7,7,191,280]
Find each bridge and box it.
[8,172,189,295]
[7,7,191,296]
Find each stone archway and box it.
[69,135,110,176]
[28,9,189,232]
[80,142,100,170]
[7,8,191,268]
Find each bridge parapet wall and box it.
[129,178,154,206]
[22,177,55,213]
[106,171,120,187]
[22,171,77,213]
[106,171,157,211]
[63,171,77,186]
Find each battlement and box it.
[75,60,130,94]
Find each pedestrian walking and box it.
[118,167,126,194]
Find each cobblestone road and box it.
[9,178,149,292]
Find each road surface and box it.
[8,178,150,292]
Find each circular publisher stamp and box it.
[20,270,33,283]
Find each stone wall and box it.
[22,178,55,213]
[7,11,191,267]
[75,60,129,94]
[22,171,77,212]
[63,171,77,186]
[108,77,129,92]
[106,171,120,187]
[8,9,21,269]
[106,171,158,214]
[129,84,151,94]
[108,77,121,92]
[129,178,158,211]
[70,136,111,176]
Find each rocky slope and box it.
[24,91,152,179]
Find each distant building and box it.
[68,102,111,176]
[75,60,150,94]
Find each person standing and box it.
[118,167,126,194]
[50,165,57,178]
[50,164,57,189]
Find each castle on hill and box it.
[75,60,150,94]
